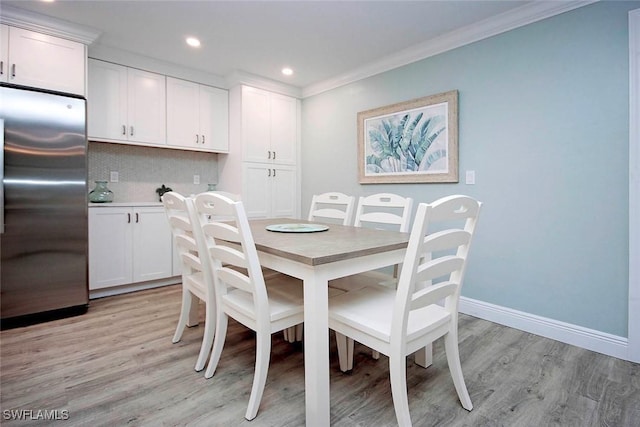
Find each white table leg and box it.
[303,273,330,427]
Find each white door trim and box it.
[629,8,640,363]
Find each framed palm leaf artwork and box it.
[358,90,458,184]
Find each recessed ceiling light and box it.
[186,37,201,48]
[282,67,294,76]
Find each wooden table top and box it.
[249,218,410,266]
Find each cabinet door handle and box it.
[201,135,205,144]
[0,61,3,76]
[268,150,271,159]
[273,168,276,177]
[130,126,134,136]
[273,151,276,160]
[122,125,126,135]
[267,169,271,177]
[127,213,131,223]
[135,213,139,223]
[11,64,16,78]
[196,134,199,144]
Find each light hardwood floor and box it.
[1,285,638,426]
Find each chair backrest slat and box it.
[181,252,203,272]
[308,192,355,225]
[218,266,254,294]
[209,244,248,270]
[421,229,471,254]
[354,193,413,232]
[410,281,458,310]
[416,256,464,284]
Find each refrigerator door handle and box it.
[1,119,4,234]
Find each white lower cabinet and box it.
[243,164,297,218]
[89,205,174,290]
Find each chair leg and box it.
[283,327,296,343]
[194,300,215,372]
[172,289,193,343]
[295,323,303,341]
[414,342,433,368]
[335,332,354,372]
[204,314,228,379]
[389,355,412,427]
[444,330,473,411]
[245,330,271,420]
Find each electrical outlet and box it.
[193,174,200,185]
[465,170,475,185]
[110,171,119,183]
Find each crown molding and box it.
[302,0,598,98]
[225,70,302,98]
[0,4,100,45]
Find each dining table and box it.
[248,217,411,426]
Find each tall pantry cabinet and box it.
[218,85,300,218]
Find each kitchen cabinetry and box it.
[166,77,229,152]
[88,59,166,146]
[0,26,8,83]
[242,86,297,165]
[218,85,300,218]
[0,24,86,95]
[243,164,297,218]
[89,205,173,290]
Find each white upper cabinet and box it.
[242,86,297,165]
[1,25,86,96]
[88,59,166,146]
[0,26,8,83]
[166,77,229,152]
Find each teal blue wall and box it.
[301,1,635,337]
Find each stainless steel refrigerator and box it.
[1,85,89,327]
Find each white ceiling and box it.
[3,1,584,94]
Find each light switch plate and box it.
[465,170,475,185]
[110,171,119,183]
[193,174,200,185]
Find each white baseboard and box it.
[89,277,180,300]
[459,297,630,361]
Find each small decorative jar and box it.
[89,180,114,203]
[207,184,217,191]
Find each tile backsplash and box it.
[88,142,219,202]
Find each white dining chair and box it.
[202,190,296,341]
[329,195,481,426]
[308,192,355,225]
[193,192,306,421]
[162,191,216,373]
[329,192,413,292]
